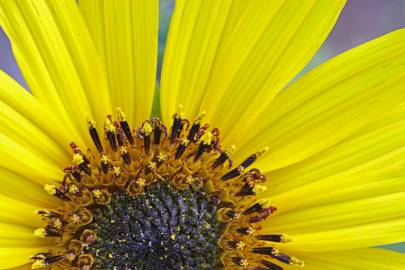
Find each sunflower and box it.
[1,0,405,269]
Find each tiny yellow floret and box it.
[33,228,46,238]
[44,184,56,195]
[199,132,213,145]
[142,122,153,135]
[72,153,84,165]
[252,184,268,194]
[31,260,46,269]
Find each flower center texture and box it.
[89,183,222,269]
[31,106,304,270]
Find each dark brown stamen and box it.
[258,260,284,270]
[170,116,183,145]
[251,246,278,255]
[114,122,126,147]
[154,126,162,145]
[257,234,284,242]
[88,121,103,153]
[194,142,210,162]
[243,202,264,215]
[175,139,189,159]
[117,108,135,145]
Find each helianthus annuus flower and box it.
[1,0,405,269]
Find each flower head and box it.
[0,0,405,269]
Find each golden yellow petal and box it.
[283,248,405,270]
[234,29,405,170]
[280,218,405,252]
[0,223,51,243]
[0,167,58,208]
[0,0,112,144]
[267,108,405,197]
[5,264,32,270]
[160,0,345,128]
[0,100,68,167]
[0,71,84,153]
[0,195,44,227]
[0,133,62,185]
[0,247,50,269]
[267,166,405,212]
[261,189,405,251]
[80,0,159,125]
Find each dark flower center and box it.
[32,108,303,270]
[87,181,223,270]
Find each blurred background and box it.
[1,0,405,251]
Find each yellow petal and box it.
[0,0,112,144]
[0,223,35,240]
[0,195,44,227]
[257,168,405,252]
[160,0,345,128]
[268,108,405,197]
[262,191,405,251]
[0,167,58,208]
[0,239,50,249]
[0,133,62,185]
[0,70,85,152]
[0,99,68,167]
[0,223,52,248]
[0,74,70,184]
[6,264,32,270]
[234,29,405,170]
[279,218,405,252]
[267,166,405,213]
[256,110,405,252]
[80,0,159,125]
[283,248,405,270]
[0,247,49,270]
[160,0,233,121]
